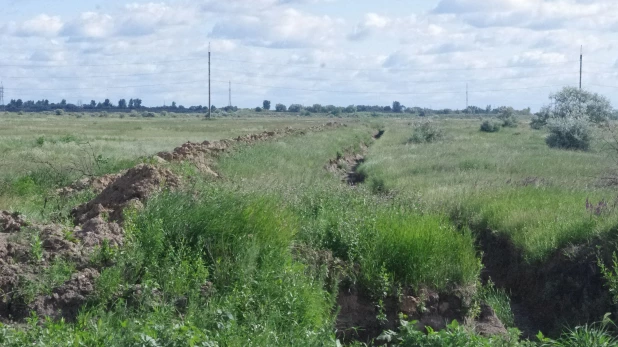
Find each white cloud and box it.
[210,9,341,48]
[2,0,618,110]
[14,14,63,37]
[62,12,114,39]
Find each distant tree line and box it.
[2,97,531,118]
[2,98,236,114]
[258,100,532,117]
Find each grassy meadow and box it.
[359,118,618,262]
[1,111,618,346]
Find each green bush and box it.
[498,107,518,128]
[54,109,64,116]
[408,122,444,144]
[480,120,501,133]
[546,118,591,151]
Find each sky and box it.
[1,0,618,111]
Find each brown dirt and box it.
[71,164,180,224]
[10,268,100,322]
[475,303,508,336]
[56,173,123,197]
[478,228,614,338]
[1,211,28,233]
[336,286,473,344]
[325,144,369,186]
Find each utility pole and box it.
[208,42,211,119]
[228,81,232,108]
[579,45,583,90]
[466,83,469,110]
[0,82,4,108]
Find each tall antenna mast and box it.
[208,42,211,118]
[0,82,4,108]
[576,46,583,118]
[228,81,232,107]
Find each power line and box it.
[211,57,579,72]
[4,77,566,95]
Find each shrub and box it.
[255,107,262,112]
[530,106,551,129]
[119,114,126,119]
[480,120,501,133]
[498,107,518,128]
[142,112,156,118]
[408,122,444,144]
[546,117,591,151]
[54,109,64,116]
[275,104,287,112]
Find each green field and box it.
[1,112,617,346]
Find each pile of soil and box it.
[157,122,343,168]
[0,211,27,233]
[72,164,180,224]
[56,173,123,196]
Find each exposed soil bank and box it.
[326,129,384,186]
[478,228,614,337]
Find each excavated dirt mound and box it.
[8,268,100,322]
[1,211,28,233]
[72,164,180,224]
[57,173,123,197]
[157,122,344,174]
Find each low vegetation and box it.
[2,88,618,345]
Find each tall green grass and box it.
[359,119,618,262]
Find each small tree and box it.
[533,87,612,129]
[288,104,302,112]
[263,100,271,110]
[393,101,403,113]
[275,104,287,112]
[255,107,262,112]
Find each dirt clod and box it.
[475,303,508,336]
[24,268,100,322]
[1,211,27,233]
[57,173,122,197]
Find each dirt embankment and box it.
[325,129,383,185]
[477,229,614,338]
[0,164,180,323]
[157,122,344,177]
[1,122,344,324]
[324,129,508,342]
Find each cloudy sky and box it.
[1,0,617,110]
